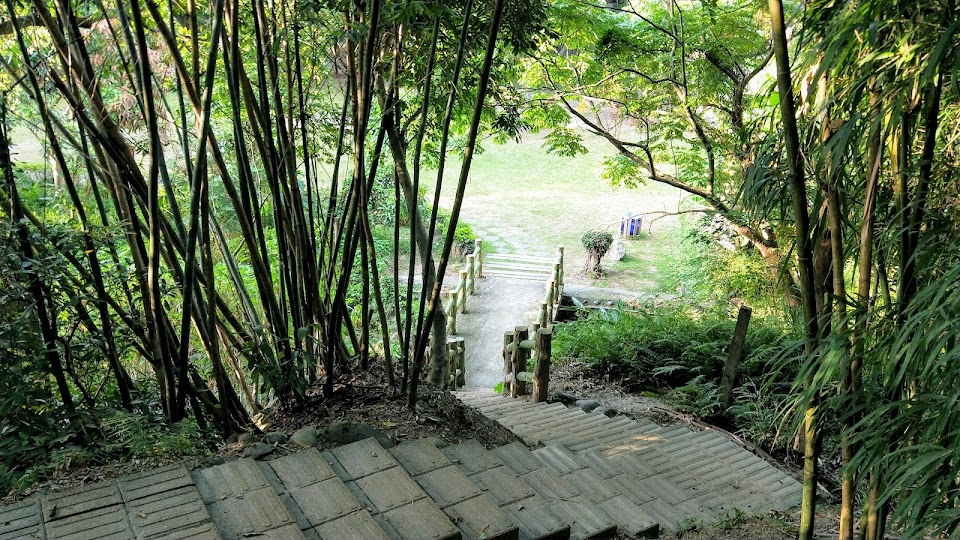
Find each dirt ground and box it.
[253,369,519,453]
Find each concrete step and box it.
[490,443,619,540]
[323,438,462,540]
[484,260,555,274]
[391,439,519,540]
[196,459,303,539]
[452,390,805,534]
[484,269,553,281]
[485,254,557,265]
[533,445,659,538]
[444,440,571,540]
[259,448,387,540]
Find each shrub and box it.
[453,222,477,258]
[581,230,613,276]
[553,304,796,388]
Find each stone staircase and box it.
[453,388,804,533]
[1,390,802,540]
[484,254,554,281]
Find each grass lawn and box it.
[428,130,694,293]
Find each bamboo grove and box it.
[776,0,960,536]
[3,0,960,537]
[515,0,959,537]
[0,0,546,447]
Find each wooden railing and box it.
[502,246,564,402]
[425,239,482,390]
[444,239,484,335]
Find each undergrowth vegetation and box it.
[553,303,799,452]
[0,408,213,495]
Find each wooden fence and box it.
[444,239,484,335]
[502,246,564,402]
[426,239,483,390]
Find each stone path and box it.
[470,222,549,258]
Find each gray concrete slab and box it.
[493,442,545,476]
[207,487,297,538]
[444,494,518,540]
[194,459,269,502]
[313,510,389,540]
[565,469,620,503]
[42,480,121,521]
[0,499,43,539]
[519,467,580,501]
[390,439,451,476]
[330,438,399,480]
[290,478,364,526]
[533,445,588,475]
[469,466,535,506]
[500,495,570,540]
[442,440,502,475]
[600,495,660,539]
[126,485,211,539]
[414,466,482,509]
[381,499,460,540]
[269,448,337,488]
[355,467,426,513]
[151,522,221,540]
[118,465,193,502]
[553,496,617,540]
[43,503,131,540]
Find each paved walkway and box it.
[454,275,544,389]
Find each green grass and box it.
[8,124,45,167]
[427,130,687,292]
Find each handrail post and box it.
[475,239,483,277]
[442,338,452,390]
[458,270,468,313]
[546,280,556,323]
[467,254,476,294]
[532,327,552,402]
[530,322,540,362]
[511,326,528,398]
[502,330,515,396]
[446,291,457,335]
[552,262,562,306]
[557,246,565,296]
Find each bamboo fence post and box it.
[552,262,562,303]
[446,291,457,335]
[510,326,528,398]
[475,239,483,277]
[533,327,552,402]
[557,246,565,292]
[539,301,549,329]
[441,338,452,390]
[502,330,514,396]
[459,270,468,313]
[530,322,540,360]
[467,254,476,294]
[547,280,556,322]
